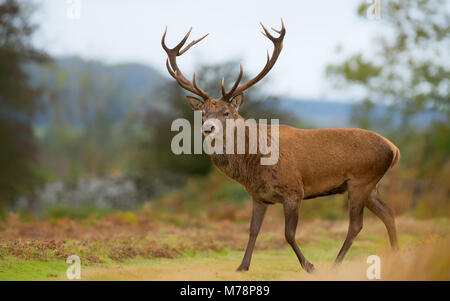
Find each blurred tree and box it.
[326,0,449,179]
[0,0,48,215]
[129,60,298,197]
[56,68,118,178]
[36,60,136,183]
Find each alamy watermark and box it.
[171,111,280,165]
[366,255,381,279]
[366,0,381,20]
[67,0,81,20]
[66,255,81,280]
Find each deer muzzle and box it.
[202,123,215,134]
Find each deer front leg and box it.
[283,198,315,273]
[236,199,267,271]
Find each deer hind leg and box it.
[283,198,315,273]
[334,183,372,265]
[236,198,267,271]
[365,187,399,250]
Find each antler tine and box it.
[174,27,192,52]
[221,63,243,101]
[221,78,226,98]
[192,72,208,97]
[271,18,286,34]
[227,20,286,98]
[260,22,274,41]
[163,20,285,101]
[162,26,194,55]
[165,58,176,78]
[260,19,285,42]
[179,33,209,55]
[280,18,286,33]
[161,26,210,100]
[271,27,281,34]
[173,70,197,95]
[161,26,169,52]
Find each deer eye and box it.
[224,112,230,117]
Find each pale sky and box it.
[32,0,384,100]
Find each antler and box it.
[221,19,286,101]
[162,27,210,100]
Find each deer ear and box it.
[230,94,244,111]
[186,96,204,111]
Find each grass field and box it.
[1,203,449,281]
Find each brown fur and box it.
[212,125,399,205]
[162,21,399,273]
[196,97,400,273]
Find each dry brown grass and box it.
[81,234,450,281]
[1,202,449,270]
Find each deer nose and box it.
[203,124,215,134]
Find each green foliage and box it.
[45,205,112,220]
[216,182,248,205]
[36,61,135,179]
[152,170,350,221]
[0,257,69,281]
[300,195,347,221]
[0,0,48,214]
[326,0,450,178]
[326,54,382,84]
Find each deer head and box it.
[162,20,286,136]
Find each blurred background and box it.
[0,0,449,281]
[0,0,449,221]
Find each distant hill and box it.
[28,57,167,126]
[280,99,354,128]
[280,98,443,129]
[28,57,442,130]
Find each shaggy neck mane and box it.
[210,120,272,188]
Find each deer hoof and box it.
[236,265,249,272]
[304,262,315,273]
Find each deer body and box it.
[162,20,399,273]
[212,126,399,204]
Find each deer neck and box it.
[210,118,262,186]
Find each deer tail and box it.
[379,135,400,169]
[389,145,400,169]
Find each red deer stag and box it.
[161,20,400,273]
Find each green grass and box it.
[0,230,420,281]
[0,257,68,281]
[77,233,432,281]
[1,215,448,281]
